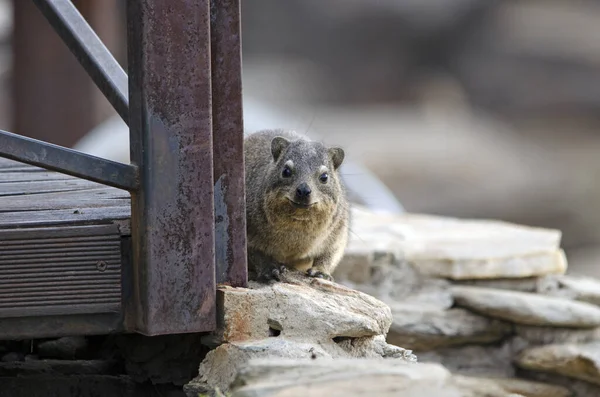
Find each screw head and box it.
[96,261,108,272]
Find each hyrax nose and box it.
[296,183,312,198]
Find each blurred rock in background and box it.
[3,0,600,276]
[240,0,600,277]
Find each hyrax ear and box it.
[271,136,290,161]
[328,147,345,170]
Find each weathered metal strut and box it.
[0,129,138,191]
[127,0,219,335]
[0,0,248,336]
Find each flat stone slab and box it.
[226,358,569,397]
[417,341,518,378]
[191,339,415,394]
[191,279,416,393]
[515,324,600,346]
[451,286,600,328]
[453,375,572,397]
[345,206,566,280]
[453,277,539,293]
[516,342,600,386]
[388,305,512,351]
[538,275,600,306]
[228,358,517,397]
[215,279,393,343]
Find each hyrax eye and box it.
[282,166,292,178]
[319,172,329,183]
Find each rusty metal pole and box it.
[12,0,124,148]
[127,0,217,335]
[210,0,248,288]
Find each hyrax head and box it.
[265,135,345,219]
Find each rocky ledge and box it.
[184,205,600,396]
[331,205,600,396]
[228,358,571,397]
[185,277,415,395]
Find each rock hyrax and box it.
[244,129,349,282]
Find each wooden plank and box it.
[0,178,102,196]
[0,224,120,239]
[0,188,130,212]
[0,224,122,319]
[0,157,33,168]
[0,171,76,183]
[0,207,130,230]
[0,166,48,173]
[0,198,130,212]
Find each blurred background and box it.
[3,0,600,276]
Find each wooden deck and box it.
[0,157,132,339]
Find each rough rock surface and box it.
[514,325,600,346]
[454,277,539,293]
[387,306,512,351]
[188,205,586,396]
[451,286,600,328]
[417,341,521,378]
[516,343,600,386]
[214,279,393,344]
[227,358,570,397]
[229,359,452,397]
[187,278,415,394]
[516,368,600,397]
[345,206,566,280]
[452,375,572,397]
[537,275,600,306]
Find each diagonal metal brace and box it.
[0,130,138,191]
[32,0,129,125]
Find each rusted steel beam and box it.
[210,0,247,288]
[31,0,129,124]
[127,0,217,335]
[0,129,138,191]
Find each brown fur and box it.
[244,129,349,282]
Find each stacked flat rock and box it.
[332,205,600,396]
[185,277,416,395]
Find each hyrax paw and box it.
[256,263,288,283]
[271,264,288,281]
[306,268,333,281]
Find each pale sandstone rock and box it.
[190,279,416,393]
[451,286,600,328]
[452,375,572,397]
[517,368,600,397]
[413,249,566,281]
[229,358,521,397]
[418,341,521,378]
[335,244,453,310]
[195,347,418,395]
[215,279,393,343]
[515,325,600,346]
[387,305,512,351]
[346,206,566,281]
[537,275,600,307]
[453,277,539,293]
[516,343,600,386]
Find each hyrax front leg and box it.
[306,242,346,282]
[247,248,288,283]
[306,255,335,281]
